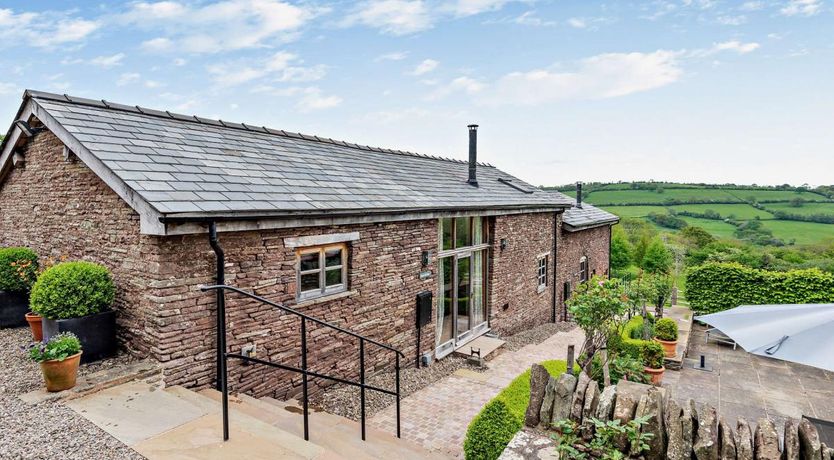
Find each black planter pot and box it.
[42,310,117,363]
[0,290,29,328]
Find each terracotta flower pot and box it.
[656,338,678,358]
[25,312,43,342]
[644,366,664,386]
[39,352,82,392]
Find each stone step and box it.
[198,389,449,460]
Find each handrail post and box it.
[359,338,366,441]
[301,317,309,441]
[208,222,229,441]
[395,353,401,439]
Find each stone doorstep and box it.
[18,360,161,405]
[452,335,506,362]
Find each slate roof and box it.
[12,90,572,218]
[562,201,619,231]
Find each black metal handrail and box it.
[200,283,402,444]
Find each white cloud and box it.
[703,40,761,55]
[429,76,486,99]
[0,8,99,49]
[116,72,142,86]
[780,0,822,16]
[90,53,125,68]
[342,0,432,35]
[409,59,439,75]
[479,50,683,106]
[253,85,342,111]
[443,0,514,17]
[0,82,17,95]
[716,15,747,25]
[740,1,765,11]
[207,51,326,86]
[122,0,318,53]
[375,51,409,62]
[173,58,188,66]
[144,80,163,88]
[567,18,586,28]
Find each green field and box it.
[579,188,741,205]
[677,216,739,239]
[761,220,834,246]
[668,203,774,220]
[724,189,829,202]
[763,202,834,216]
[600,205,666,218]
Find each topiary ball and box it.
[655,318,679,341]
[0,247,39,292]
[30,261,115,320]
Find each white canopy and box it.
[695,304,834,372]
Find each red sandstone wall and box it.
[0,128,158,356]
[487,212,557,335]
[556,224,612,321]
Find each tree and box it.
[641,238,673,274]
[567,277,629,374]
[680,226,715,249]
[610,229,633,271]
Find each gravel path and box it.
[0,327,145,460]
[314,322,577,420]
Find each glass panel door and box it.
[437,256,454,348]
[456,255,471,340]
[471,250,484,327]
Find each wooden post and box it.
[567,345,575,374]
[600,347,611,387]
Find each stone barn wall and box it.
[556,224,612,321]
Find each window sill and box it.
[537,285,547,295]
[295,289,356,307]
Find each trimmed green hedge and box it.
[463,360,571,460]
[686,262,834,314]
[30,261,115,319]
[0,247,38,292]
[609,316,664,367]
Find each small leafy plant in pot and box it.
[30,261,117,363]
[28,332,83,392]
[642,341,666,385]
[0,247,38,329]
[654,317,679,358]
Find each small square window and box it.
[297,244,347,301]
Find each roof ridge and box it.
[24,89,494,168]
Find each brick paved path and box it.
[369,327,585,458]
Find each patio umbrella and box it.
[695,304,834,372]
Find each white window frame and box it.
[297,243,348,301]
[536,254,549,293]
[579,255,589,283]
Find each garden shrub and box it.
[30,261,115,319]
[0,247,38,292]
[610,316,663,367]
[590,353,649,386]
[655,318,678,341]
[686,262,834,314]
[463,360,571,460]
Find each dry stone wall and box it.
[513,365,834,460]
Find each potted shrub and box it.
[654,317,679,358]
[30,261,117,363]
[642,341,665,385]
[28,332,83,392]
[0,247,39,329]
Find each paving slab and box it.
[66,381,210,446]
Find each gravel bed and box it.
[0,326,145,460]
[503,322,578,352]
[314,323,578,420]
[313,354,484,421]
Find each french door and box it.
[436,217,488,358]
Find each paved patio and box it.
[369,327,585,458]
[663,322,834,431]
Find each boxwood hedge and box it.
[0,247,38,292]
[463,360,571,460]
[608,316,663,367]
[30,261,115,319]
[686,262,834,314]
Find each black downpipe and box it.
[208,222,229,441]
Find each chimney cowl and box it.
[467,124,478,186]
[576,182,583,209]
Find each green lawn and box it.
[668,203,774,220]
[724,189,830,202]
[677,216,739,239]
[761,220,834,246]
[583,189,741,205]
[763,202,834,217]
[601,205,668,218]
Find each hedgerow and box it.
[685,262,834,314]
[0,247,38,292]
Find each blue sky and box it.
[0,1,832,186]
